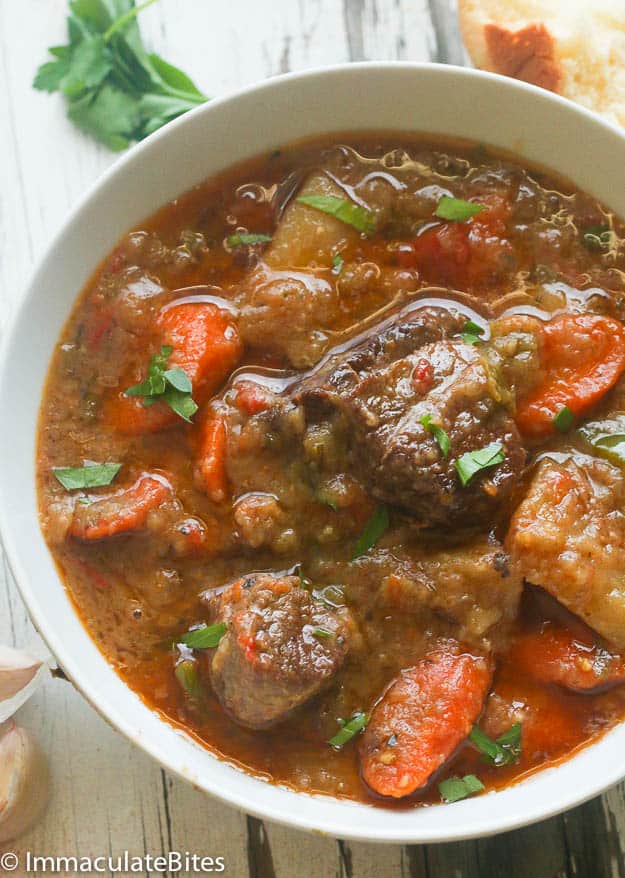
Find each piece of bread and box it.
[458,0,625,128]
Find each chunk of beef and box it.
[296,305,525,528]
[203,574,353,728]
[507,453,625,650]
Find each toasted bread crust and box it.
[484,22,561,92]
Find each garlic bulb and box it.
[0,720,50,843]
[0,646,47,724]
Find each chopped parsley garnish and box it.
[420,414,451,458]
[174,659,202,699]
[435,196,485,223]
[455,442,505,487]
[297,195,375,235]
[438,774,485,803]
[226,233,272,247]
[125,345,198,423]
[312,627,333,640]
[328,712,369,748]
[461,319,485,345]
[53,462,121,491]
[332,253,344,275]
[582,225,613,252]
[352,504,390,559]
[469,723,522,766]
[178,623,227,649]
[33,0,208,151]
[553,405,574,433]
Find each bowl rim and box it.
[3,60,625,844]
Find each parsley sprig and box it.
[125,344,198,422]
[34,0,208,151]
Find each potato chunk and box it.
[507,454,625,649]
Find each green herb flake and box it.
[174,659,202,700]
[553,405,575,433]
[420,414,451,458]
[124,345,198,423]
[583,224,613,252]
[297,195,376,235]
[461,319,485,345]
[53,462,122,491]
[469,723,522,767]
[332,253,344,275]
[435,196,485,223]
[455,442,505,487]
[438,774,485,803]
[34,0,208,151]
[312,627,333,640]
[178,623,227,649]
[328,712,369,748]
[226,233,272,248]
[352,504,390,559]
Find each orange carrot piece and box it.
[359,644,492,798]
[510,625,625,693]
[516,313,625,437]
[69,473,172,541]
[108,302,242,436]
[198,415,229,502]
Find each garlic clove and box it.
[0,720,50,843]
[0,647,47,724]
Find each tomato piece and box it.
[69,473,172,541]
[234,380,275,415]
[359,643,492,798]
[510,625,625,693]
[516,313,625,437]
[108,302,242,435]
[197,415,229,502]
[411,197,512,290]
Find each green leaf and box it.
[124,345,198,422]
[435,196,485,222]
[579,415,625,467]
[312,627,333,639]
[178,623,227,649]
[68,83,139,150]
[352,504,390,559]
[455,442,505,487]
[53,462,121,491]
[583,224,613,252]
[461,319,485,345]
[60,36,112,97]
[147,52,206,99]
[297,195,376,235]
[174,659,202,699]
[34,54,74,92]
[138,92,204,137]
[332,253,344,275]
[438,774,485,803]
[328,712,369,748]
[420,414,450,458]
[69,0,114,33]
[226,233,272,248]
[469,723,522,766]
[553,405,574,433]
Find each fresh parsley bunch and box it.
[33,0,208,150]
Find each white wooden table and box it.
[2,2,625,876]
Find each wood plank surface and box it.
[0,1,623,876]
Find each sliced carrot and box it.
[510,625,625,693]
[516,313,625,438]
[69,473,172,541]
[108,302,242,435]
[197,415,229,502]
[359,643,492,798]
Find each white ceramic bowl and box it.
[2,63,625,844]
